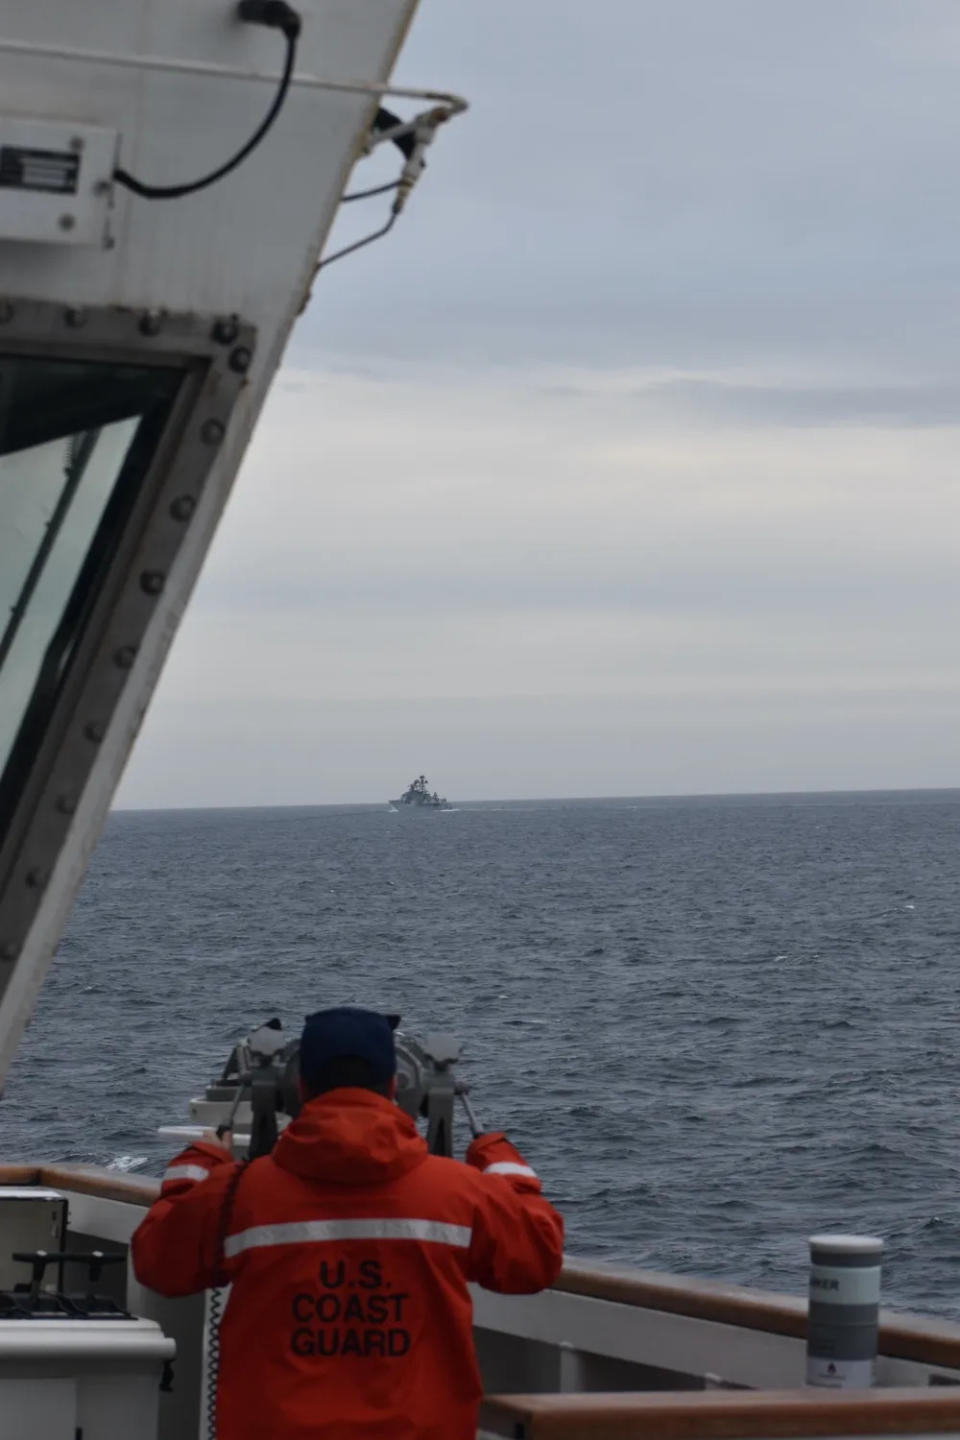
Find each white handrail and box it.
[0,36,468,114]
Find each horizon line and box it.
[111,783,960,815]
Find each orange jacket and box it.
[131,1089,563,1439]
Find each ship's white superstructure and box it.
[0,0,464,1087]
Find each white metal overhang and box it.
[0,0,465,1086]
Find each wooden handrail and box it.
[557,1260,960,1371]
[0,1163,159,1207]
[2,1167,960,1371]
[39,1164,160,1206]
[0,1166,41,1186]
[558,1260,806,1336]
[479,1387,960,1439]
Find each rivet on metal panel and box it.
[25,868,49,890]
[114,645,137,670]
[64,307,87,329]
[212,315,240,345]
[0,301,12,324]
[139,310,163,337]
[58,215,75,232]
[83,720,106,744]
[55,793,78,816]
[140,571,165,596]
[169,495,197,522]
[200,418,226,445]
[229,345,253,374]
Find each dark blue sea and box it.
[3,791,960,1318]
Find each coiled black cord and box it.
[115,1,301,201]
[206,1285,224,1440]
[206,1158,250,1440]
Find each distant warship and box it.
[389,775,452,810]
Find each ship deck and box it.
[3,1165,960,1439]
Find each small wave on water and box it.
[106,1155,148,1173]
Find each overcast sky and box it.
[117,0,960,808]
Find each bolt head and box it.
[229,345,253,374]
[84,720,106,743]
[58,214,76,231]
[140,571,164,596]
[114,644,137,670]
[212,316,240,345]
[200,418,226,445]
[139,310,163,336]
[169,495,197,522]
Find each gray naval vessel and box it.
[390,775,452,810]
[1,1,960,1438]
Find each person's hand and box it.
[202,1127,234,1156]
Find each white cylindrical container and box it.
[806,1233,883,1389]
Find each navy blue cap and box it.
[299,1007,397,1087]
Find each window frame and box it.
[0,298,255,975]
[0,363,185,779]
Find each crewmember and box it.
[132,1007,564,1439]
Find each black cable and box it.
[316,212,396,271]
[114,1,301,202]
[373,107,417,160]
[343,108,425,203]
[342,180,401,203]
[212,1158,249,1287]
[206,1286,223,1440]
[207,1158,249,1440]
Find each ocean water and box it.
[3,790,960,1318]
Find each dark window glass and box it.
[0,355,182,802]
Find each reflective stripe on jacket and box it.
[132,1088,564,1440]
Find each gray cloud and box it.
[629,378,960,427]
[122,689,960,809]
[294,0,960,376]
[118,1,960,806]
